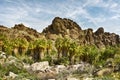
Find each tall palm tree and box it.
[0,34,6,51]
[81,45,98,64]
[81,46,90,62]
[27,41,35,56]
[33,39,47,61]
[46,39,53,56]
[11,38,20,56]
[55,37,63,59]
[3,39,13,55]
[18,38,29,56]
[61,38,70,57]
[0,40,3,51]
[74,45,84,64]
[69,41,78,65]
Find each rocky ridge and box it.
[0,17,120,48]
[0,24,45,41]
[43,17,120,48]
[0,17,120,80]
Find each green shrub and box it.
[54,57,69,65]
[17,55,34,64]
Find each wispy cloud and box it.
[0,0,120,34]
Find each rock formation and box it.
[0,17,120,48]
[0,24,45,41]
[43,17,82,40]
[43,17,120,48]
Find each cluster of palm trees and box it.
[55,37,104,64]
[0,36,53,62]
[0,34,120,65]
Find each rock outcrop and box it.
[13,24,43,38]
[43,17,82,40]
[43,17,120,48]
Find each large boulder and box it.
[67,77,79,80]
[9,72,18,79]
[0,51,6,59]
[30,61,50,72]
[0,51,7,65]
[54,65,66,73]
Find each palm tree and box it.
[33,39,47,61]
[11,39,20,56]
[2,39,13,55]
[0,40,3,51]
[18,38,29,56]
[27,41,35,56]
[68,41,78,65]
[74,45,84,64]
[61,38,70,57]
[80,45,99,64]
[55,37,63,59]
[0,34,6,51]
[46,39,53,56]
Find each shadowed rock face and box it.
[42,17,120,48]
[0,17,120,48]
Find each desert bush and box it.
[54,57,69,65]
[18,55,34,64]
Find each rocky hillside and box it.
[0,17,120,48]
[43,17,120,48]
[0,24,45,41]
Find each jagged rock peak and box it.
[0,25,8,28]
[95,27,104,35]
[12,23,38,33]
[13,23,28,30]
[0,25,10,32]
[42,17,82,34]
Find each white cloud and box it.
[65,7,87,19]
[110,3,118,8]
[83,0,101,7]
[0,0,120,34]
[94,17,106,23]
[111,14,120,19]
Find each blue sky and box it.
[0,0,120,34]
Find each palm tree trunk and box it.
[46,48,51,57]
[13,47,19,56]
[18,46,22,55]
[33,47,39,62]
[62,48,68,57]
[30,49,34,56]
[39,50,44,60]
[21,48,27,56]
[69,52,74,65]
[58,49,61,59]
[0,45,2,51]
[2,45,5,52]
